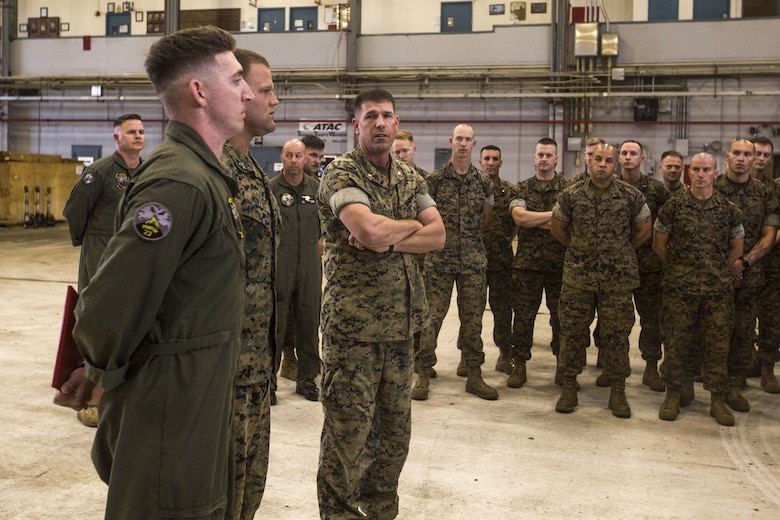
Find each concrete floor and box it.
[1,224,779,519]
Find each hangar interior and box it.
[1,1,780,519]
[1,0,778,186]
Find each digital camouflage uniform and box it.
[270,173,322,388]
[221,142,281,520]
[757,177,780,363]
[316,147,435,520]
[655,190,744,393]
[75,121,245,520]
[714,175,779,378]
[509,174,568,360]
[667,183,688,198]
[418,162,494,369]
[63,151,141,291]
[553,178,650,380]
[620,174,669,364]
[484,177,518,356]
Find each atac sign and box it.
[298,121,347,137]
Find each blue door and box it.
[289,6,318,32]
[693,0,730,19]
[648,0,679,21]
[441,2,472,33]
[258,8,284,33]
[106,12,131,36]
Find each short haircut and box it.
[481,145,501,155]
[353,89,395,114]
[233,48,270,77]
[113,113,142,130]
[752,136,774,153]
[586,137,606,147]
[145,25,236,98]
[302,135,325,150]
[537,137,558,149]
[620,139,644,153]
[395,130,415,143]
[661,150,684,161]
[729,138,754,151]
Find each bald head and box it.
[281,138,306,184]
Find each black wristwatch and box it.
[740,257,750,270]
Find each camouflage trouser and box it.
[729,285,760,377]
[487,268,513,352]
[417,270,487,369]
[660,289,732,393]
[634,270,663,362]
[231,380,272,520]
[558,285,634,380]
[510,269,562,360]
[758,270,780,363]
[318,334,413,520]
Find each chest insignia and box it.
[281,193,295,207]
[116,173,130,190]
[228,196,245,239]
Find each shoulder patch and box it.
[82,172,95,185]
[133,202,172,241]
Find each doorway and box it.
[289,6,318,32]
[441,2,472,33]
[259,8,285,33]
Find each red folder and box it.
[51,286,83,389]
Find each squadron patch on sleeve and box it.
[116,173,131,190]
[133,202,172,241]
[280,192,295,207]
[82,172,95,185]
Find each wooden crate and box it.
[0,154,84,226]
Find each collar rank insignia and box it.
[281,193,295,207]
[227,197,245,239]
[133,202,172,241]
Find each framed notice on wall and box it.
[147,11,165,33]
[27,16,60,37]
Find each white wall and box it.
[15,0,313,37]
[13,0,755,38]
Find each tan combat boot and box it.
[658,388,681,421]
[465,366,499,400]
[555,375,578,413]
[280,344,298,381]
[709,392,735,426]
[495,349,514,374]
[608,378,632,418]
[554,356,580,390]
[760,362,780,394]
[725,376,750,412]
[507,359,527,388]
[411,368,431,401]
[642,360,665,392]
